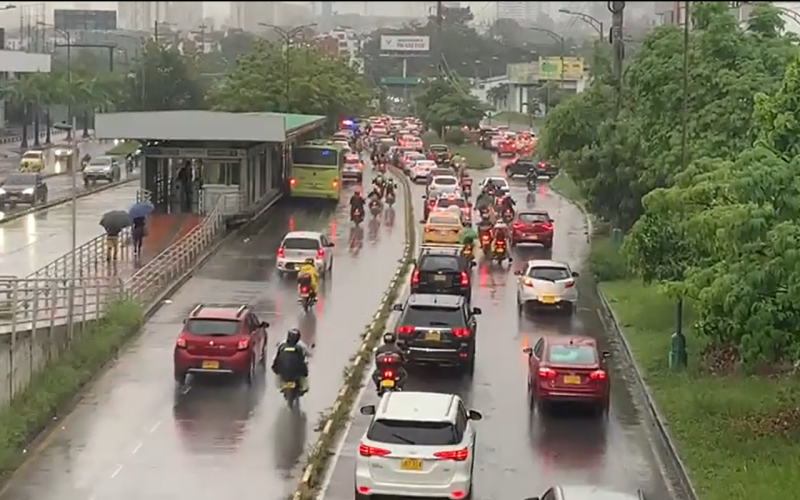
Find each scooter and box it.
[502,208,514,224]
[385,190,396,207]
[492,239,512,265]
[281,379,302,408]
[369,199,382,217]
[297,274,316,313]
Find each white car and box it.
[411,160,437,183]
[478,176,510,195]
[427,175,461,198]
[356,391,482,500]
[515,259,579,314]
[275,231,334,277]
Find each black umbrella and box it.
[100,210,131,232]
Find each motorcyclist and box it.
[474,188,493,211]
[272,328,311,394]
[384,177,397,198]
[459,224,478,257]
[491,222,511,255]
[500,195,516,217]
[297,257,319,299]
[372,332,407,390]
[350,190,365,216]
[525,167,538,189]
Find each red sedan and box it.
[497,140,517,157]
[511,210,554,249]
[523,335,611,416]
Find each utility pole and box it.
[154,19,159,42]
[608,1,626,117]
[435,1,443,75]
[198,23,207,53]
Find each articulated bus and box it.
[289,143,344,201]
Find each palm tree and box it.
[24,72,54,147]
[0,77,41,149]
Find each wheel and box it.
[174,369,186,385]
[245,357,256,385]
[527,382,535,410]
[355,490,370,500]
[516,298,523,316]
[259,342,267,365]
[563,303,574,315]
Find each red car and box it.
[497,140,517,157]
[523,335,611,415]
[511,210,554,249]
[173,304,269,385]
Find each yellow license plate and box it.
[541,295,556,304]
[282,381,297,389]
[530,235,539,240]
[425,331,441,341]
[202,360,219,369]
[563,375,581,384]
[400,458,423,471]
[380,379,395,388]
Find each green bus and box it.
[289,143,344,201]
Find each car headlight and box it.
[54,149,62,155]
[22,188,34,194]
[0,189,6,195]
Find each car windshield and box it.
[367,419,458,446]
[528,266,571,281]
[403,305,464,326]
[518,213,549,223]
[89,157,112,166]
[436,198,467,209]
[486,179,508,188]
[283,237,320,250]
[417,161,436,168]
[429,215,458,225]
[429,145,449,152]
[547,344,597,365]
[4,174,35,185]
[433,177,457,186]
[21,152,41,159]
[184,319,240,336]
[419,256,460,272]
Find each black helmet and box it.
[286,328,301,346]
[382,332,397,344]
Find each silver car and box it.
[515,259,579,314]
[83,156,121,185]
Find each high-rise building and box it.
[119,2,203,31]
[166,1,203,31]
[496,2,549,24]
[229,2,277,31]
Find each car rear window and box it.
[367,419,458,445]
[345,156,360,164]
[429,215,458,225]
[419,256,460,272]
[185,319,240,336]
[433,177,457,186]
[518,213,549,223]
[429,145,449,152]
[417,161,435,167]
[283,237,320,250]
[547,344,597,365]
[528,266,571,281]
[436,198,467,209]
[402,306,464,327]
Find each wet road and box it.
[0,168,139,277]
[0,167,410,500]
[321,157,673,499]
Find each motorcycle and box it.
[351,206,364,225]
[376,162,387,174]
[369,199,382,217]
[463,183,472,198]
[385,190,396,207]
[281,379,302,408]
[461,244,475,262]
[374,352,405,396]
[492,239,512,265]
[297,275,316,313]
[527,178,537,192]
[502,208,514,224]
[479,230,492,255]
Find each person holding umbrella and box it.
[129,202,154,257]
[99,210,131,262]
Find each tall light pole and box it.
[559,9,604,38]
[257,23,317,113]
[38,22,71,140]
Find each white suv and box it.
[356,391,482,500]
[275,231,334,277]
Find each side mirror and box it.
[571,271,579,278]
[472,307,482,315]
[182,318,187,324]
[522,346,533,355]
[328,242,335,247]
[261,321,270,328]
[421,195,427,199]
[549,218,555,223]
[360,405,376,415]
[602,350,611,358]
[392,303,404,311]
[468,409,483,421]
[514,270,522,276]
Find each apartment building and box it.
[496,2,549,24]
[118,2,203,31]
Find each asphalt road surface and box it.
[320,155,675,500]
[0,167,409,500]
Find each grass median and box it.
[421,132,493,170]
[489,111,541,129]
[0,300,142,480]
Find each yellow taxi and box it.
[19,150,45,172]
[422,211,462,245]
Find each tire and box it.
[174,369,186,385]
[355,491,370,500]
[245,357,256,385]
[527,383,535,411]
[563,303,574,315]
[259,343,266,365]
[516,298,523,316]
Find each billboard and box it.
[54,9,117,31]
[538,57,585,81]
[506,63,537,85]
[380,35,430,52]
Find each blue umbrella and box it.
[129,202,154,219]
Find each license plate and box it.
[380,379,395,388]
[400,458,423,471]
[563,375,581,384]
[300,292,309,298]
[425,331,440,341]
[530,235,539,240]
[202,360,219,369]
[282,381,297,389]
[434,275,446,281]
[541,295,556,304]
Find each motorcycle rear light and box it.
[396,325,415,335]
[300,286,309,293]
[481,234,490,242]
[452,328,470,338]
[434,447,469,461]
[538,367,557,379]
[565,280,575,289]
[359,443,391,457]
[460,271,469,286]
[277,247,285,258]
[590,370,607,381]
[411,270,420,284]
[176,336,187,348]
[382,370,395,379]
[236,338,249,350]
[317,247,325,259]
[539,162,546,167]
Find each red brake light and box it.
[382,370,394,379]
[481,234,490,242]
[541,223,553,232]
[277,247,285,258]
[565,281,575,289]
[512,222,523,230]
[236,338,249,351]
[538,367,557,379]
[411,269,420,284]
[460,271,469,286]
[300,286,309,293]
[317,247,325,259]
[359,443,391,457]
[452,328,470,338]
[539,162,546,167]
[290,178,297,187]
[496,240,506,248]
[590,370,607,380]
[396,325,414,335]
[176,337,187,348]
[434,447,469,461]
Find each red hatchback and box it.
[523,336,611,415]
[173,304,269,385]
[511,210,554,249]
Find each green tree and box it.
[124,41,206,111]
[414,78,488,134]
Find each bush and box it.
[443,128,467,145]
[590,236,629,282]
[0,300,143,476]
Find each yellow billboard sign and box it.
[538,57,584,81]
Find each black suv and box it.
[410,247,474,301]
[504,159,538,178]
[0,173,48,207]
[392,293,482,375]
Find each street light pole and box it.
[558,9,604,38]
[38,22,71,139]
[527,27,566,111]
[258,23,317,113]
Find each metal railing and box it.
[0,193,238,406]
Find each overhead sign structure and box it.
[380,35,430,52]
[538,57,585,81]
[54,9,117,31]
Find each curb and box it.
[0,176,139,225]
[549,175,697,500]
[292,166,416,500]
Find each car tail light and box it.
[538,367,557,379]
[382,370,395,379]
[236,338,249,350]
[277,247,285,258]
[451,328,470,338]
[539,162,546,167]
[434,447,469,461]
[522,278,534,287]
[359,443,391,457]
[541,223,553,232]
[176,336,187,348]
[424,227,434,233]
[289,178,297,187]
[460,271,469,286]
[317,247,325,259]
[411,270,420,284]
[396,325,415,335]
[565,281,575,289]
[512,222,523,231]
[590,370,607,381]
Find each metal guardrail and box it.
[0,193,237,407]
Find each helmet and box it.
[305,257,315,265]
[286,328,301,346]
[382,332,397,344]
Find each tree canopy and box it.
[414,76,488,136]
[540,2,800,365]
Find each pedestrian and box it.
[105,226,120,262]
[131,216,146,257]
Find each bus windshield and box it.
[293,147,338,166]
